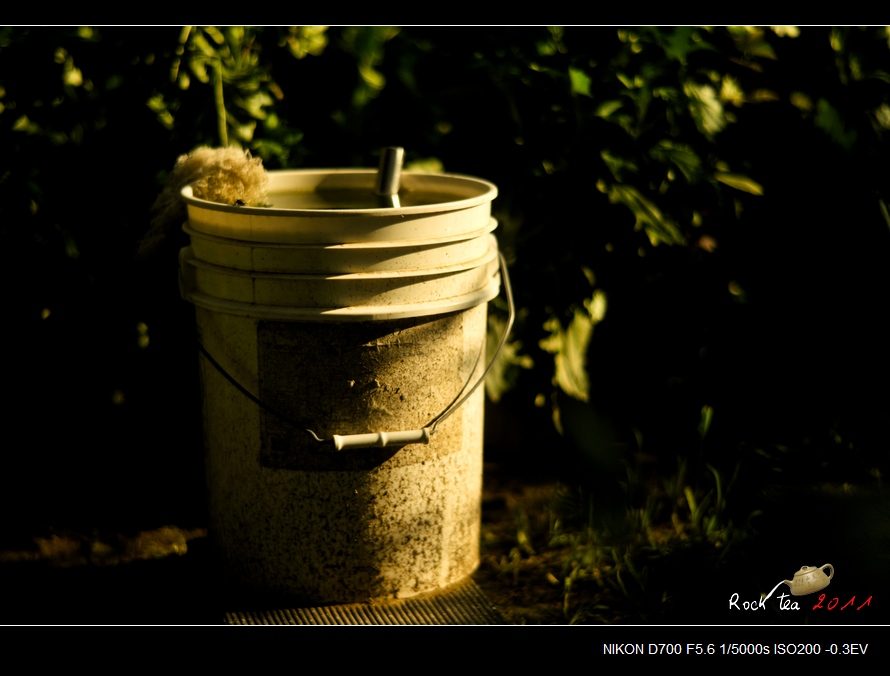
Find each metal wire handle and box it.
[198,250,514,452]
[328,250,514,450]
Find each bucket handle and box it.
[324,250,514,450]
[198,250,514,451]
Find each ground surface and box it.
[0,466,566,625]
[1,459,888,625]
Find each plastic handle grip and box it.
[332,428,431,451]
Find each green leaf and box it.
[250,139,285,162]
[236,91,273,120]
[657,26,716,65]
[203,26,227,47]
[616,72,635,89]
[359,62,385,90]
[728,25,778,60]
[684,82,726,137]
[569,66,592,97]
[584,290,607,324]
[192,32,218,58]
[188,55,210,84]
[747,41,777,60]
[539,298,605,403]
[282,26,328,59]
[814,98,858,150]
[715,172,764,195]
[557,310,593,402]
[649,141,703,183]
[653,86,678,102]
[600,150,638,181]
[405,157,445,173]
[604,183,686,246]
[594,99,623,118]
[485,315,533,403]
[699,405,714,440]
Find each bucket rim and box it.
[181,169,498,217]
[183,235,498,281]
[183,276,500,322]
[181,217,498,249]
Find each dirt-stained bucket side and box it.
[198,304,486,602]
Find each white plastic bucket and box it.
[180,169,503,603]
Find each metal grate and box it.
[224,578,506,625]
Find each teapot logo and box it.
[729,563,872,614]
[729,563,835,612]
[783,564,833,596]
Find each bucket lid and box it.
[181,170,498,244]
[183,218,497,273]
